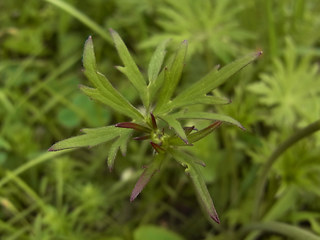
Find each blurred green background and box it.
[1,0,320,239]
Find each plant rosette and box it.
[49,29,262,223]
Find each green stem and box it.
[239,221,320,240]
[0,150,72,188]
[253,119,320,220]
[265,0,278,58]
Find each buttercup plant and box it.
[49,29,262,223]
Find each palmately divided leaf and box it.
[171,51,262,109]
[148,39,170,84]
[48,126,131,151]
[168,111,245,130]
[169,149,220,224]
[107,130,132,171]
[154,40,188,114]
[130,153,165,201]
[110,29,149,108]
[82,36,143,121]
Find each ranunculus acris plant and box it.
[49,29,262,223]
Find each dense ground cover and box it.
[1,0,320,239]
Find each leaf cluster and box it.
[2,0,320,239]
[139,0,253,62]
[49,29,261,223]
[248,38,320,127]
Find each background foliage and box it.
[1,0,320,239]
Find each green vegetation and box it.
[1,0,320,239]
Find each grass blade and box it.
[45,0,112,43]
[241,221,320,240]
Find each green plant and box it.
[48,29,261,223]
[248,38,320,128]
[139,0,253,63]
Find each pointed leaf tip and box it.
[239,124,246,131]
[130,179,145,202]
[86,35,92,43]
[210,213,220,224]
[195,160,206,167]
[48,146,55,152]
[84,36,93,52]
[257,50,263,57]
[169,150,220,224]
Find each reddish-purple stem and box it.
[150,142,165,154]
[115,122,151,133]
[133,135,151,141]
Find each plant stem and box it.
[253,119,320,220]
[0,150,72,188]
[239,221,320,240]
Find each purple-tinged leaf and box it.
[133,135,151,141]
[115,122,151,133]
[150,142,165,154]
[150,113,157,130]
[130,153,165,201]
